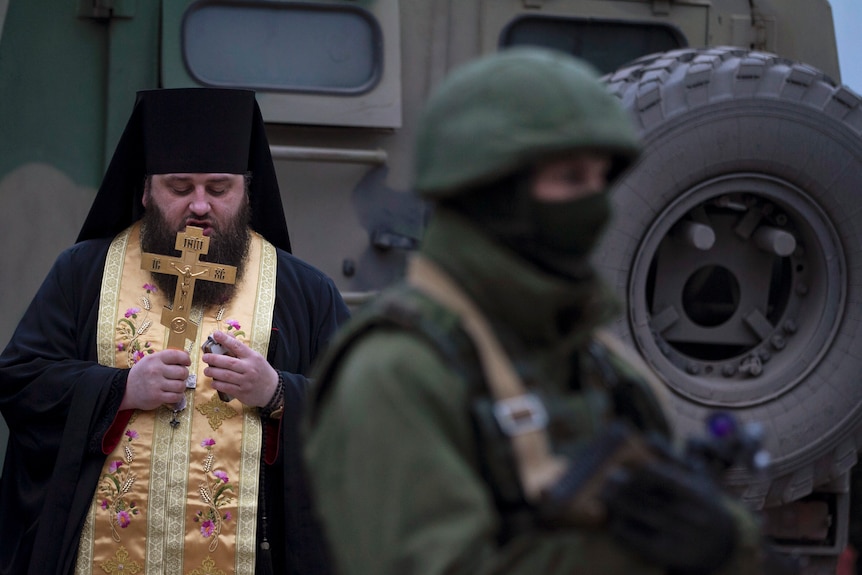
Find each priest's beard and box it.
[140,204,252,308]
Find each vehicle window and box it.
[501,16,686,74]
[182,1,382,94]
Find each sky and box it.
[831,0,862,92]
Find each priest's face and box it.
[143,173,249,237]
[141,173,251,307]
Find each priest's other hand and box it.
[202,330,279,408]
[122,349,191,410]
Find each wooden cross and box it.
[140,226,237,350]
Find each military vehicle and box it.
[0,0,859,572]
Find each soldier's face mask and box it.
[446,162,613,279]
[527,153,613,257]
[530,191,611,258]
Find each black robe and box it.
[0,235,350,575]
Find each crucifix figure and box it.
[140,225,238,424]
[141,225,238,350]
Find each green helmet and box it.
[414,47,640,198]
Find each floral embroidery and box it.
[196,395,238,430]
[98,429,140,541]
[116,284,158,367]
[194,439,236,552]
[224,318,246,338]
[100,546,142,574]
[123,429,139,462]
[187,555,226,575]
[216,318,250,340]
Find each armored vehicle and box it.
[0,1,859,572]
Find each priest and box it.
[0,88,349,575]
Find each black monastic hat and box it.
[76,88,291,252]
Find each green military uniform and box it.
[306,209,765,575]
[305,47,770,575]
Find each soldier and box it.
[304,47,788,574]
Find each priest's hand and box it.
[202,330,279,408]
[122,349,191,410]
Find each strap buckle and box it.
[493,394,549,436]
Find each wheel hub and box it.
[629,174,844,406]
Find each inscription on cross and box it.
[140,226,237,350]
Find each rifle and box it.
[538,410,769,526]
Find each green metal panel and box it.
[0,0,163,477]
[0,1,107,185]
[102,3,162,163]
[0,0,105,478]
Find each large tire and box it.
[597,47,862,507]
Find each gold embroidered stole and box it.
[75,221,277,575]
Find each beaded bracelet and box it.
[260,371,285,419]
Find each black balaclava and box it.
[444,168,612,280]
[76,88,291,252]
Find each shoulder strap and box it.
[305,274,536,539]
[406,255,568,503]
